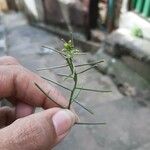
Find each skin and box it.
[0,56,77,150]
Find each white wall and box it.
[23,0,39,19]
[19,0,44,21]
[121,0,129,13]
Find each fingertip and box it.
[52,109,77,138]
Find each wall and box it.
[14,0,89,27]
[24,0,38,19]
[43,0,88,27]
[15,0,44,22]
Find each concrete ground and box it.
[1,12,150,150]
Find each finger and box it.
[0,108,77,150]
[15,102,35,119]
[0,56,20,65]
[0,65,68,109]
[0,107,15,128]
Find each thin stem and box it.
[76,60,104,67]
[66,58,74,75]
[68,72,77,109]
[75,122,106,125]
[74,53,87,55]
[77,64,97,74]
[42,76,111,93]
[71,32,74,47]
[36,60,104,71]
[64,57,77,109]
[35,82,93,114]
[72,87,82,101]
[34,82,65,108]
[37,77,93,114]
[76,87,112,93]
[73,100,94,115]
[56,73,72,78]
[42,45,65,58]
[36,64,68,71]
[41,76,72,91]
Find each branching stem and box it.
[34,82,65,108]
[35,40,109,127]
[41,76,71,91]
[37,60,104,71]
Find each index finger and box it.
[0,65,68,109]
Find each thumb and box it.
[0,108,77,150]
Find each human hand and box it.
[0,56,77,150]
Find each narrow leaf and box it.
[36,64,68,71]
[74,100,94,115]
[56,73,72,78]
[74,53,87,55]
[75,60,104,67]
[42,45,65,57]
[34,82,65,108]
[75,122,106,125]
[76,87,111,93]
[37,60,104,71]
[77,64,97,74]
[41,76,72,91]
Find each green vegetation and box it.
[131,26,143,38]
[35,39,110,125]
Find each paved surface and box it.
[1,12,150,150]
[0,13,6,56]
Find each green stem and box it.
[74,53,87,55]
[72,86,83,101]
[76,87,111,93]
[42,45,65,58]
[42,74,93,113]
[36,64,68,71]
[73,100,94,115]
[77,64,97,74]
[76,60,104,67]
[41,76,72,91]
[75,122,106,125]
[66,58,74,74]
[35,82,92,113]
[56,73,73,78]
[68,72,77,109]
[37,60,104,71]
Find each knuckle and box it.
[0,106,12,115]
[0,56,19,65]
[0,106,10,110]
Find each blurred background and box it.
[0,0,150,150]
